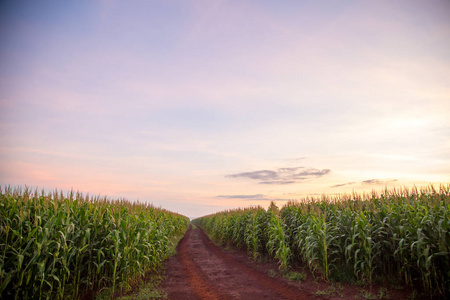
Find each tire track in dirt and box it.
[177,225,226,299]
[161,225,320,300]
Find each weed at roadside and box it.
[284,271,307,283]
[360,289,377,300]
[315,283,344,298]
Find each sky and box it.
[1,0,449,218]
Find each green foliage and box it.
[268,269,277,278]
[193,185,450,298]
[0,186,189,299]
[284,271,306,282]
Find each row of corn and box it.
[193,185,449,297]
[0,186,190,299]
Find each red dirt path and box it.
[160,225,319,299]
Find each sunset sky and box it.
[1,0,449,218]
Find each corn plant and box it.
[0,186,189,299]
[266,213,291,270]
[194,185,449,297]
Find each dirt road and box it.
[160,225,317,300]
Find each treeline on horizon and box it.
[0,186,190,299]
[193,185,450,298]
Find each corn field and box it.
[193,185,450,297]
[0,186,189,299]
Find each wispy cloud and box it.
[331,179,398,188]
[331,182,356,188]
[259,180,296,185]
[226,167,331,185]
[295,168,331,178]
[362,179,398,185]
[226,170,278,181]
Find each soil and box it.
[159,225,418,300]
